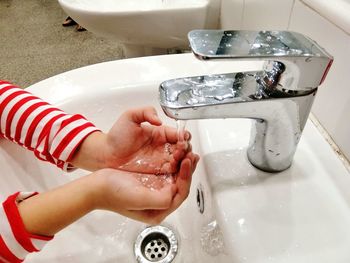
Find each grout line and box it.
[309,113,350,173]
[287,0,296,29]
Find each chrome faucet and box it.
[159,30,333,172]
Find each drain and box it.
[135,226,178,263]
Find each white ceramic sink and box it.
[2,54,350,262]
[58,0,220,56]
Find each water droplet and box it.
[187,97,199,105]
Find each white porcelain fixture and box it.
[2,54,350,262]
[58,0,220,56]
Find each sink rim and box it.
[58,0,209,14]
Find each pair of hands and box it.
[71,107,199,224]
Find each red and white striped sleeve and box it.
[0,80,100,170]
[0,192,52,263]
[0,80,100,262]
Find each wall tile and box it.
[242,0,294,30]
[220,0,295,30]
[289,0,350,160]
[220,0,244,29]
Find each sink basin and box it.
[2,54,350,262]
[58,0,220,56]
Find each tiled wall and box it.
[289,0,350,161]
[219,0,350,161]
[220,0,294,30]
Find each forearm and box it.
[0,80,100,171]
[0,175,100,262]
[17,174,97,237]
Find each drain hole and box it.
[135,226,178,263]
[141,233,170,262]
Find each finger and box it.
[143,158,197,222]
[162,126,180,144]
[144,107,162,126]
[166,160,193,215]
[189,153,200,174]
[184,131,191,141]
[187,142,192,152]
[130,159,195,223]
[169,142,192,173]
[192,154,200,173]
[178,158,193,182]
[172,143,188,161]
[130,107,162,126]
[162,126,192,144]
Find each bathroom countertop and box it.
[300,0,350,35]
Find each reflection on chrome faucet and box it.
[159,30,333,172]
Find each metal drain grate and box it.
[144,237,168,261]
[134,226,178,263]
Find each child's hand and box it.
[90,151,199,224]
[18,151,199,237]
[71,107,193,174]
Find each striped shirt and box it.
[0,80,100,262]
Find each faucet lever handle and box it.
[188,30,333,89]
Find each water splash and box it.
[136,173,174,191]
[117,141,176,176]
[200,221,226,256]
[90,219,131,259]
[118,156,161,174]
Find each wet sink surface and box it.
[199,118,350,262]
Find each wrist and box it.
[83,172,103,211]
[76,173,101,213]
[70,131,109,171]
[87,169,120,211]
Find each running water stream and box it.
[176,120,187,142]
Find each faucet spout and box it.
[159,30,333,172]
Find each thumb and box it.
[130,107,162,126]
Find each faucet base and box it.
[246,91,316,172]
